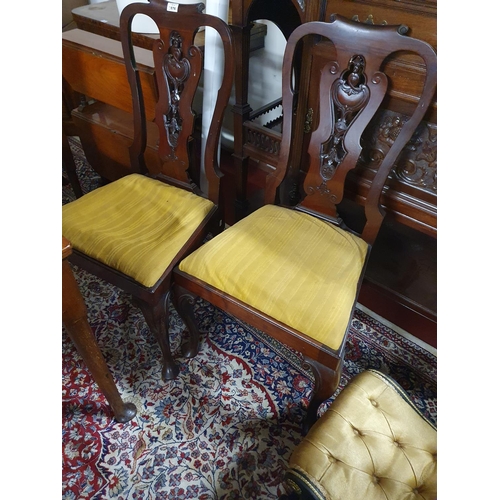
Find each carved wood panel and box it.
[323,0,437,49]
[360,109,437,197]
[242,104,437,234]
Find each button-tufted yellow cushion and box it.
[287,370,437,500]
[62,174,215,288]
[179,204,368,350]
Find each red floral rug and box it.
[62,266,436,499]
[63,138,437,499]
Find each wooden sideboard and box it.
[62,28,159,181]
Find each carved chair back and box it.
[268,15,437,245]
[119,0,234,203]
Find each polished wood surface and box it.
[62,29,156,119]
[62,237,137,423]
[173,16,437,433]
[62,28,158,181]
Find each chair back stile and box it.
[120,0,234,204]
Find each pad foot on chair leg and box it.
[162,361,180,381]
[137,294,180,381]
[182,342,200,359]
[113,402,138,423]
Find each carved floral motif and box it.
[162,32,191,151]
[319,55,369,182]
[361,110,437,193]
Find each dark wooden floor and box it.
[219,147,437,349]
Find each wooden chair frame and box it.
[64,0,235,381]
[173,14,436,431]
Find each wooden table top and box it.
[71,0,203,49]
[71,0,265,51]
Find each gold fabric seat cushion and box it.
[287,370,437,500]
[62,174,215,288]
[179,204,368,350]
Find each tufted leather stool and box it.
[282,370,437,500]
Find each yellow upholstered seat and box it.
[285,369,437,500]
[62,173,215,288]
[179,204,368,350]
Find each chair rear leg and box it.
[137,293,180,381]
[172,283,202,358]
[302,356,343,434]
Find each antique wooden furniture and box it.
[63,0,438,346]
[62,130,83,198]
[63,1,266,184]
[62,236,137,422]
[231,0,437,346]
[70,0,266,51]
[62,0,235,381]
[62,27,159,182]
[279,370,437,499]
[173,15,437,431]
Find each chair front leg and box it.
[137,292,180,381]
[302,356,343,435]
[63,259,137,422]
[172,283,202,358]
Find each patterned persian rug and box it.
[62,138,437,499]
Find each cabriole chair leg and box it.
[172,284,202,359]
[302,357,342,434]
[137,293,180,381]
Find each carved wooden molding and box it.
[319,55,369,182]
[160,32,191,154]
[360,109,437,195]
[351,14,388,26]
[245,127,281,156]
[243,109,437,197]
